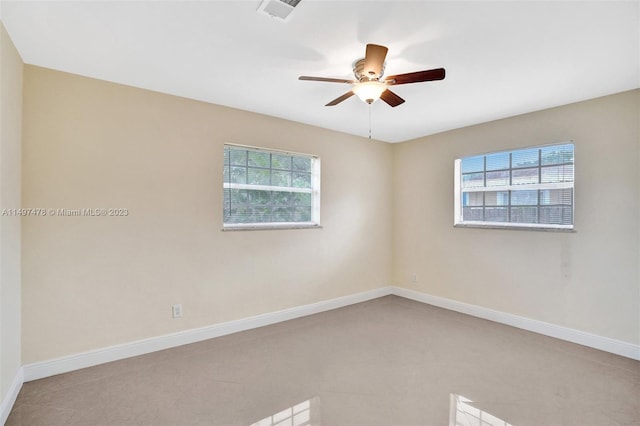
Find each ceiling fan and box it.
[299,44,445,107]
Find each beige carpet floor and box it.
[7,295,640,425]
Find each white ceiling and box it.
[2,0,639,143]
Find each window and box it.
[223,144,320,229]
[454,142,574,230]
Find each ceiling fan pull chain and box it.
[368,104,372,140]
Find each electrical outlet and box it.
[172,304,182,318]
[411,273,418,283]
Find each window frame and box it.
[454,142,575,232]
[223,144,321,231]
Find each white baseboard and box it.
[392,286,640,361]
[23,287,393,382]
[0,367,23,425]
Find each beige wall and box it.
[20,63,639,364]
[0,22,23,400]
[393,90,640,344]
[22,65,393,363]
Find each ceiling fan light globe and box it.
[353,81,387,104]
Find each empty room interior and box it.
[0,1,639,425]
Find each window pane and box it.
[292,157,311,172]
[541,144,574,165]
[512,148,539,168]
[247,167,270,185]
[232,189,248,203]
[540,206,573,225]
[293,206,312,222]
[294,192,312,206]
[485,207,508,222]
[229,148,246,166]
[292,172,311,188]
[562,206,573,225]
[462,173,484,188]
[512,168,538,185]
[229,206,250,223]
[223,189,230,220]
[462,192,483,207]
[511,190,538,205]
[230,167,246,184]
[486,152,509,171]
[272,191,293,206]
[540,188,572,205]
[463,207,483,221]
[461,156,484,173]
[248,151,270,168]
[223,166,230,183]
[485,191,509,206]
[272,207,292,222]
[272,154,292,170]
[272,170,291,187]
[247,190,270,204]
[541,164,574,183]
[510,206,538,223]
[486,170,509,187]
[249,206,271,222]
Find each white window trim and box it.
[453,142,575,232]
[222,222,321,231]
[223,144,321,231]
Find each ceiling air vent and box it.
[257,0,301,22]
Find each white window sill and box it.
[454,223,575,232]
[222,223,322,231]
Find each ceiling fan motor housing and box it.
[353,58,385,81]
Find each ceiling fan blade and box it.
[299,76,354,84]
[326,91,355,106]
[364,44,388,78]
[380,89,405,107]
[385,68,446,85]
